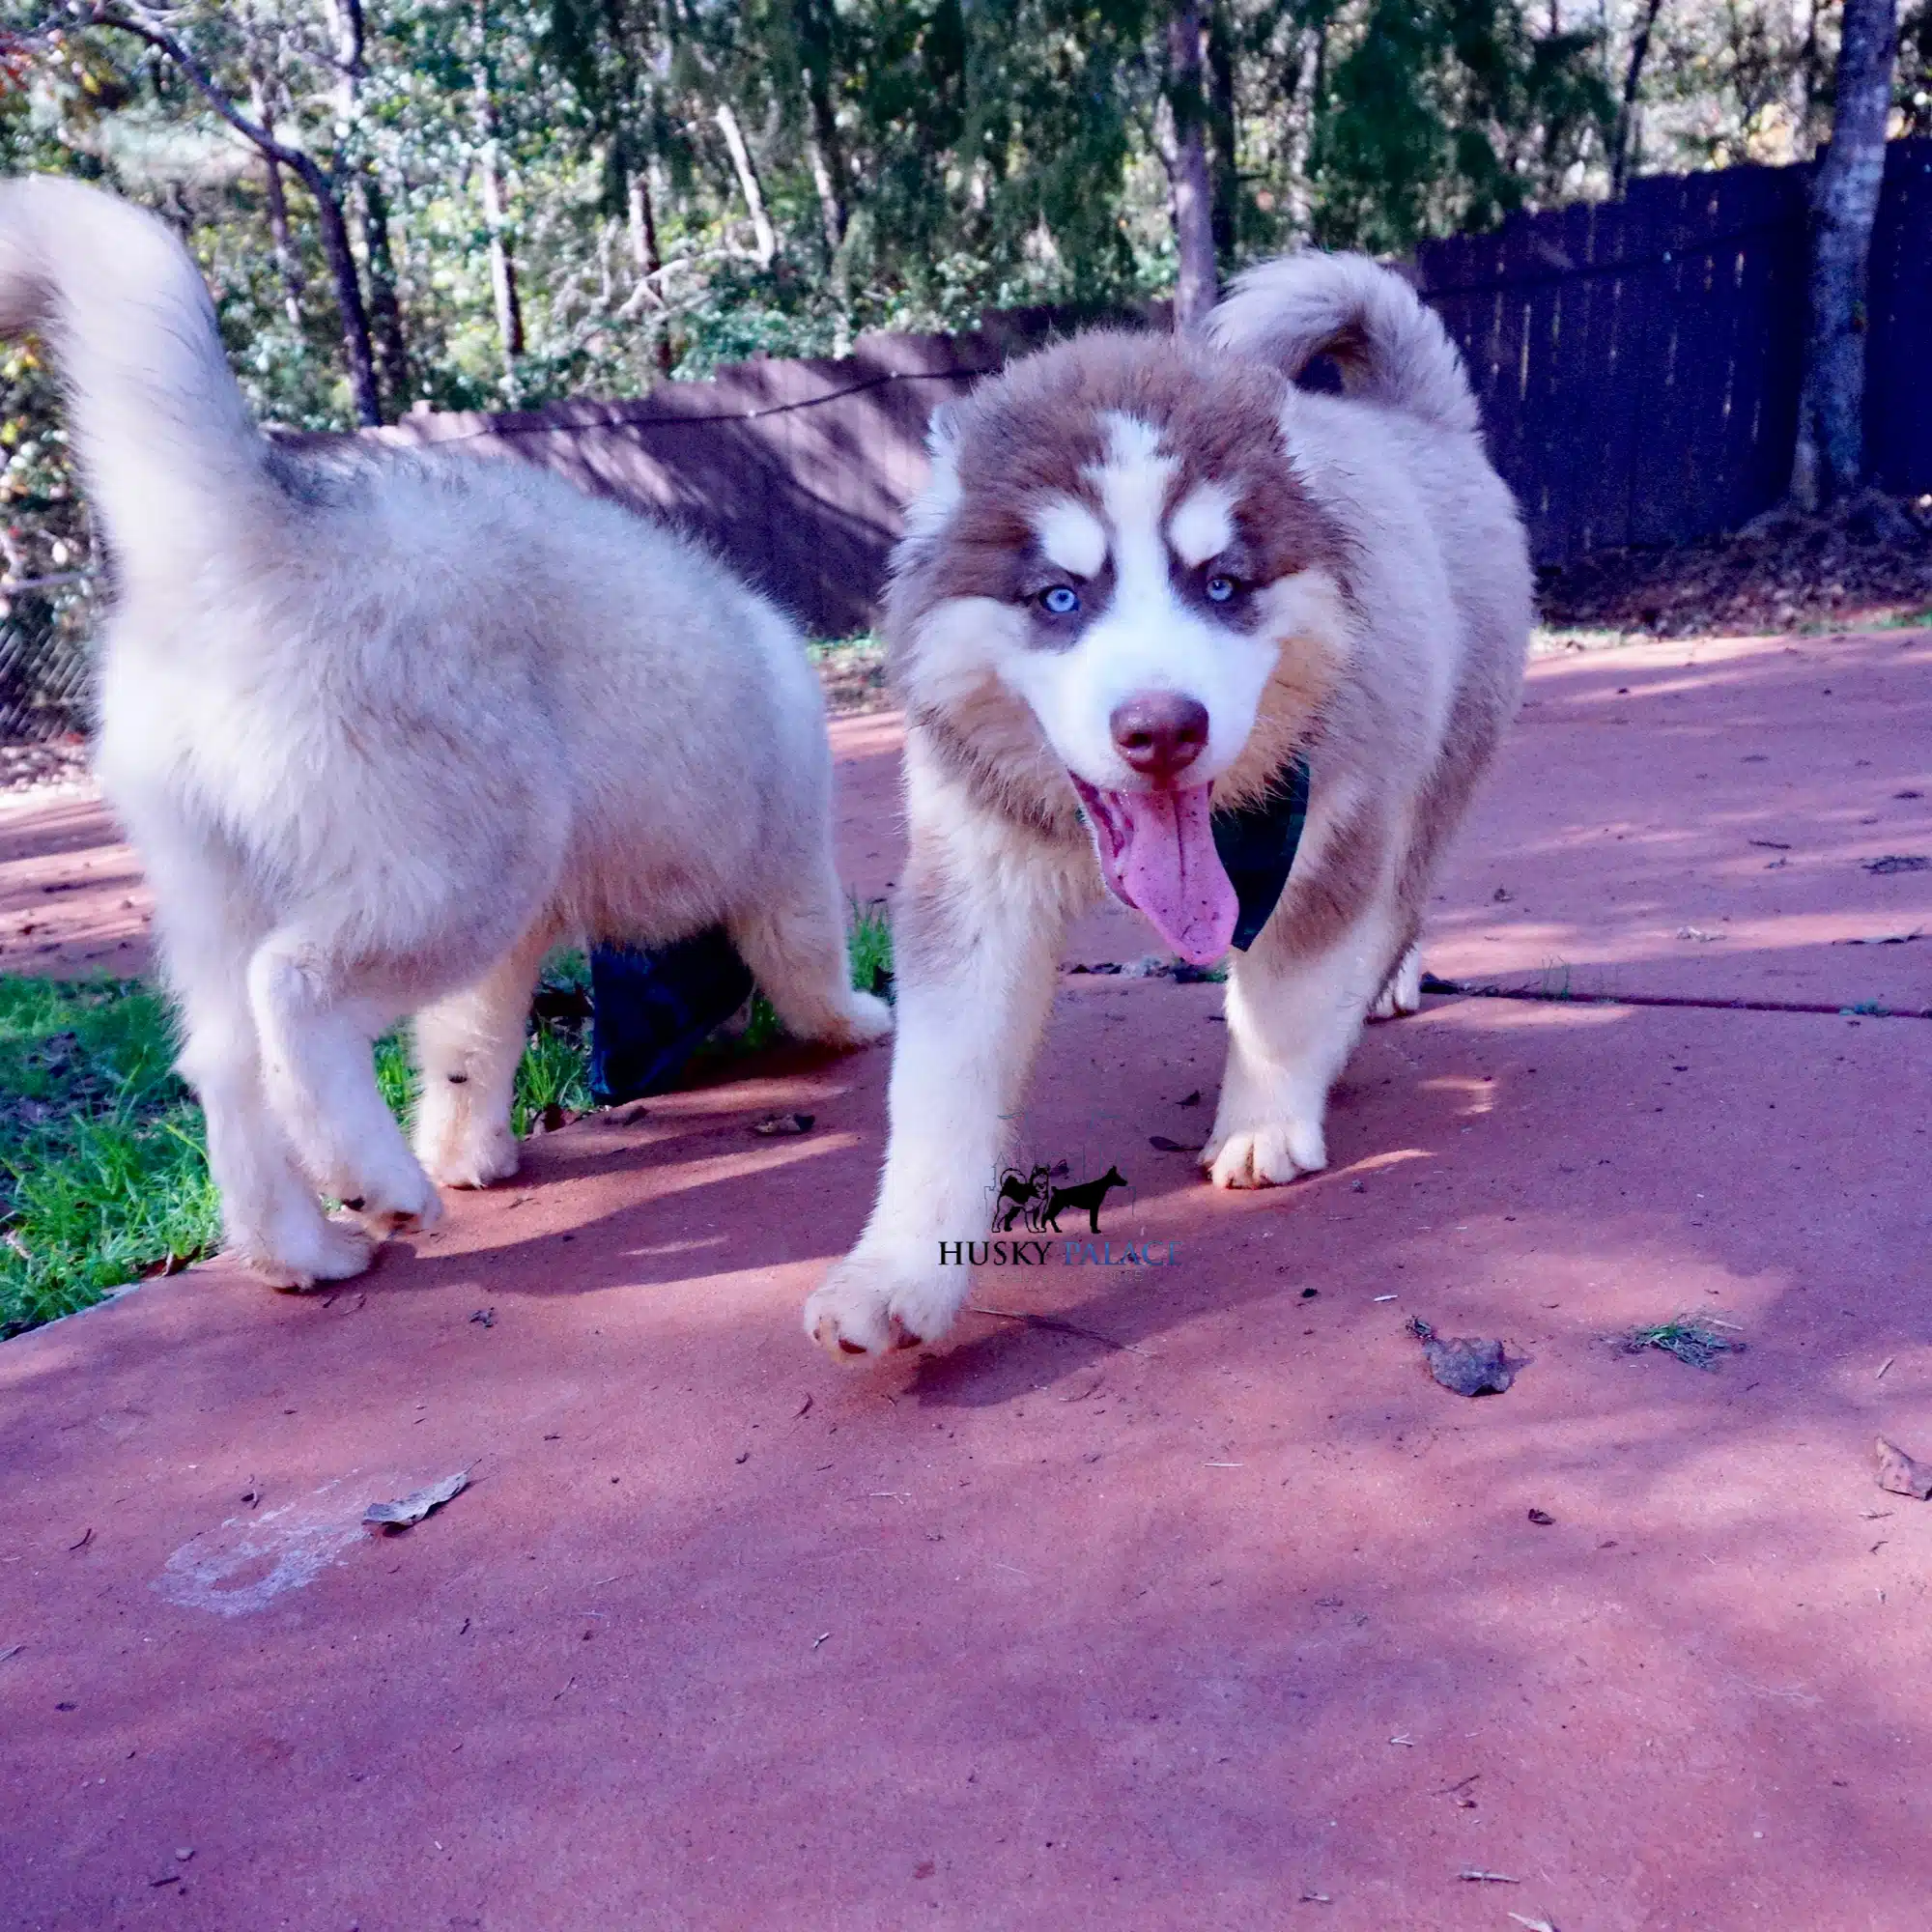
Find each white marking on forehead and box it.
[1029,495,1108,580]
[1089,412,1176,602]
[1167,481,1236,568]
[1101,412,1165,468]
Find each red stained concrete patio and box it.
[2,630,1929,1930]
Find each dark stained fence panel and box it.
[1867,142,1932,497]
[288,143,1928,633]
[1412,157,1824,564]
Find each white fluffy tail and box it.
[1208,252,1478,436]
[0,176,273,586]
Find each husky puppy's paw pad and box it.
[1202,1122,1327,1189]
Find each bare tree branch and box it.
[65,1,384,425]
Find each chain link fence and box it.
[0,574,96,745]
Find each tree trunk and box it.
[793,0,848,264]
[1792,0,1899,508]
[627,167,674,376]
[715,102,778,268]
[472,63,526,368]
[358,175,412,410]
[326,0,410,413]
[1610,0,1666,197]
[246,69,304,327]
[1284,24,1322,239]
[1161,0,1217,331]
[310,182,383,426]
[1206,1,1238,264]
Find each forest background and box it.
[0,0,1926,588]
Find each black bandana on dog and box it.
[1210,755,1311,952]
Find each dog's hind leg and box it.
[1367,937,1424,1022]
[1203,893,1405,1189]
[412,923,554,1189]
[727,856,892,1051]
[246,929,442,1240]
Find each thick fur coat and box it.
[807,252,1531,1358]
[0,176,887,1290]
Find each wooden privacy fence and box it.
[349,328,1018,639]
[1415,137,1932,566]
[338,142,1932,638]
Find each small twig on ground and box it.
[968,1305,1150,1355]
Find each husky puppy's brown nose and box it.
[1110,692,1210,781]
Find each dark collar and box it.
[1211,756,1311,952]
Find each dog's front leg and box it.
[805,755,1076,1359]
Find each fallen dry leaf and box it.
[751,1112,815,1137]
[363,1470,469,1532]
[1459,1867,1520,1883]
[1409,1318,1522,1397]
[1148,1134,1203,1153]
[1508,1916,1559,1931]
[1874,1436,1932,1500]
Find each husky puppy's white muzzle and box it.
[1003,610,1279,966]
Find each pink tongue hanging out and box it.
[1070,776,1238,966]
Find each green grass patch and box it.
[0,908,893,1339]
[847,895,894,995]
[1621,1313,1747,1371]
[0,978,218,1339]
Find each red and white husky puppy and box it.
[808,253,1532,1358]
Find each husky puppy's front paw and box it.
[805,1248,960,1360]
[1201,1118,1327,1189]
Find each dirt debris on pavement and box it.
[1874,1437,1932,1500]
[362,1470,469,1532]
[1620,1315,1747,1370]
[1407,1318,1522,1396]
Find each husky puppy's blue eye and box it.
[1205,574,1239,604]
[1038,584,1081,615]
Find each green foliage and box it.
[0,977,218,1337]
[847,895,895,996]
[1313,0,1613,252]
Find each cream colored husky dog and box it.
[807,253,1530,1358]
[0,177,889,1290]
